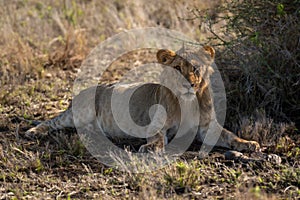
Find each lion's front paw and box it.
[138,144,164,153]
[138,144,151,153]
[234,140,260,152]
[247,141,260,152]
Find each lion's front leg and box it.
[138,131,166,153]
[196,120,260,152]
[217,128,260,152]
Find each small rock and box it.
[251,152,282,165]
[224,150,257,163]
[45,73,52,78]
[224,150,243,160]
[267,154,282,165]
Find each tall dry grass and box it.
[0,0,220,85]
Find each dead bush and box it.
[194,0,300,129]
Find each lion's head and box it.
[156,46,215,100]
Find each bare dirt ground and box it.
[0,0,299,199]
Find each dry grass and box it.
[0,0,299,199]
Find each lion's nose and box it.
[183,82,193,89]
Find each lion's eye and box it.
[193,67,200,75]
[174,65,181,72]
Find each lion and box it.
[25,46,260,153]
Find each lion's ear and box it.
[157,49,176,65]
[203,46,215,59]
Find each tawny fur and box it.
[26,46,260,153]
